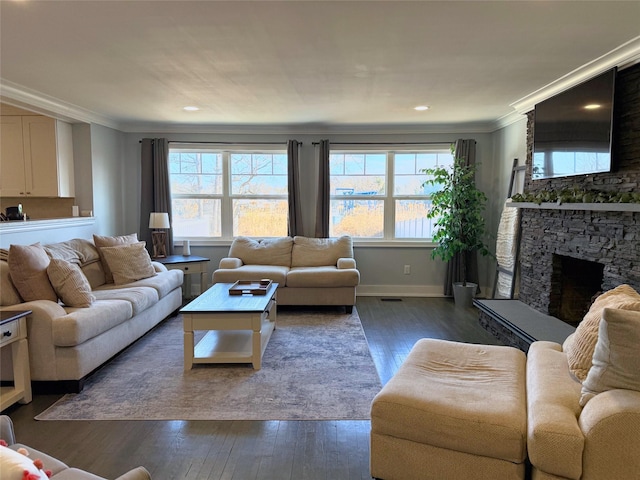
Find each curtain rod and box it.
[139,140,301,145]
[311,141,452,146]
[169,141,300,145]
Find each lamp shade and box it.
[149,212,170,229]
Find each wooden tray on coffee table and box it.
[228,280,273,295]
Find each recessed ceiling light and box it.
[183,106,200,111]
[584,104,601,110]
[414,105,430,111]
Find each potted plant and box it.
[422,153,490,307]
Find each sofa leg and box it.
[346,305,353,314]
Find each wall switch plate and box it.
[404,265,411,274]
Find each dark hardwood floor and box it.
[3,297,502,480]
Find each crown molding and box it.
[510,35,640,115]
[0,79,118,128]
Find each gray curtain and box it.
[140,138,174,256]
[314,139,330,238]
[443,138,480,296]
[287,140,303,237]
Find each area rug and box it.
[36,308,381,421]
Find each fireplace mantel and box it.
[507,202,640,213]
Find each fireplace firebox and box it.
[549,255,604,326]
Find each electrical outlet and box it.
[404,265,411,275]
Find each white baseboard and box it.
[356,285,445,297]
[356,284,491,298]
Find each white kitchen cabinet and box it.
[0,115,75,198]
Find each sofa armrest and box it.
[152,261,168,273]
[579,389,640,479]
[0,415,16,445]
[115,466,152,480]
[337,258,356,269]
[526,341,584,479]
[219,257,243,269]
[1,300,67,381]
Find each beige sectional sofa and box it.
[0,236,183,392]
[213,236,360,312]
[370,284,640,480]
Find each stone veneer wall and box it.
[518,63,640,315]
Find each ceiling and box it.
[1,0,639,132]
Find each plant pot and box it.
[452,282,477,308]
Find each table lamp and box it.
[149,212,170,258]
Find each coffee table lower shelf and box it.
[191,319,276,368]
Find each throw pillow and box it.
[0,445,49,480]
[99,242,156,285]
[93,233,138,283]
[564,284,640,382]
[580,308,640,406]
[47,258,95,308]
[7,243,58,302]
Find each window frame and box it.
[329,144,453,243]
[169,143,288,241]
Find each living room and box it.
[1,1,640,479]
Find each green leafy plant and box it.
[422,155,490,287]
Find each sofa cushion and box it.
[80,261,108,290]
[580,308,640,406]
[564,285,640,382]
[93,233,138,283]
[229,236,293,267]
[99,242,157,285]
[96,269,183,299]
[291,236,353,267]
[7,243,58,302]
[286,266,360,288]
[213,265,289,287]
[53,300,134,347]
[371,339,527,464]
[47,259,95,308]
[92,286,159,316]
[44,238,101,266]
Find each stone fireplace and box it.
[517,63,640,321]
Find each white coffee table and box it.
[181,282,278,370]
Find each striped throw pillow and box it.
[47,258,95,307]
[99,242,156,285]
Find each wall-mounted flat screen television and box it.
[532,67,616,180]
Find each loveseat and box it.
[212,236,360,312]
[0,415,151,479]
[0,235,183,393]
[371,284,640,480]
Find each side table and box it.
[157,255,210,298]
[0,310,32,411]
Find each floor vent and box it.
[381,298,403,302]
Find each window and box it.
[169,146,288,239]
[329,147,454,240]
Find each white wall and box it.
[89,123,127,236]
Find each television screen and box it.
[532,68,616,180]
